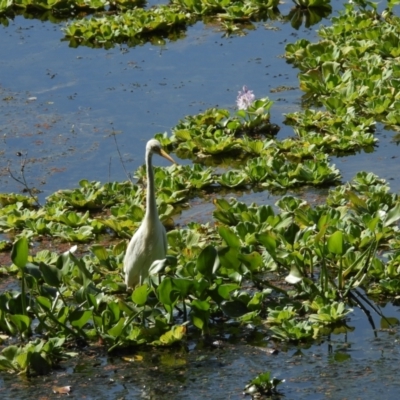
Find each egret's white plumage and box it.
[123,139,176,288]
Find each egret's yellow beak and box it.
[160,149,176,164]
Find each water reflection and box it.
[2,304,399,399]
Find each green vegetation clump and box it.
[1,171,400,374]
[3,0,400,382]
[0,0,332,45]
[285,2,400,127]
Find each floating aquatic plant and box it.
[3,2,400,380]
[244,371,285,397]
[1,172,400,375]
[285,4,400,127]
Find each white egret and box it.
[124,139,176,288]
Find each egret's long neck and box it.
[145,152,158,222]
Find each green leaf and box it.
[190,299,210,331]
[69,310,92,330]
[384,203,400,227]
[91,244,109,261]
[1,345,19,361]
[107,318,125,338]
[217,283,239,300]
[39,262,62,288]
[328,230,344,255]
[9,314,31,334]
[11,237,29,269]
[257,232,277,255]
[157,278,179,307]
[132,284,148,306]
[197,245,218,279]
[219,226,241,248]
[191,299,210,311]
[36,296,52,311]
[238,251,263,272]
[218,246,241,271]
[0,355,17,372]
[171,278,194,298]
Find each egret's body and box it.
[124,139,175,288]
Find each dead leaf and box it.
[122,355,143,362]
[52,386,71,395]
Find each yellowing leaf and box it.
[153,325,186,346]
[122,355,143,362]
[53,386,71,394]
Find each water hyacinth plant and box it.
[0,0,331,47]
[4,4,400,383]
[2,167,400,374]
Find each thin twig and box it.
[7,155,41,207]
[108,156,112,184]
[111,129,132,184]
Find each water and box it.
[1,306,399,399]
[0,4,310,201]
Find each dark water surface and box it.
[1,304,400,399]
[1,1,400,398]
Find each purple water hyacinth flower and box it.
[236,86,255,110]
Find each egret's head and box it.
[146,139,176,164]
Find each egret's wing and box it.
[123,225,148,287]
[123,228,144,270]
